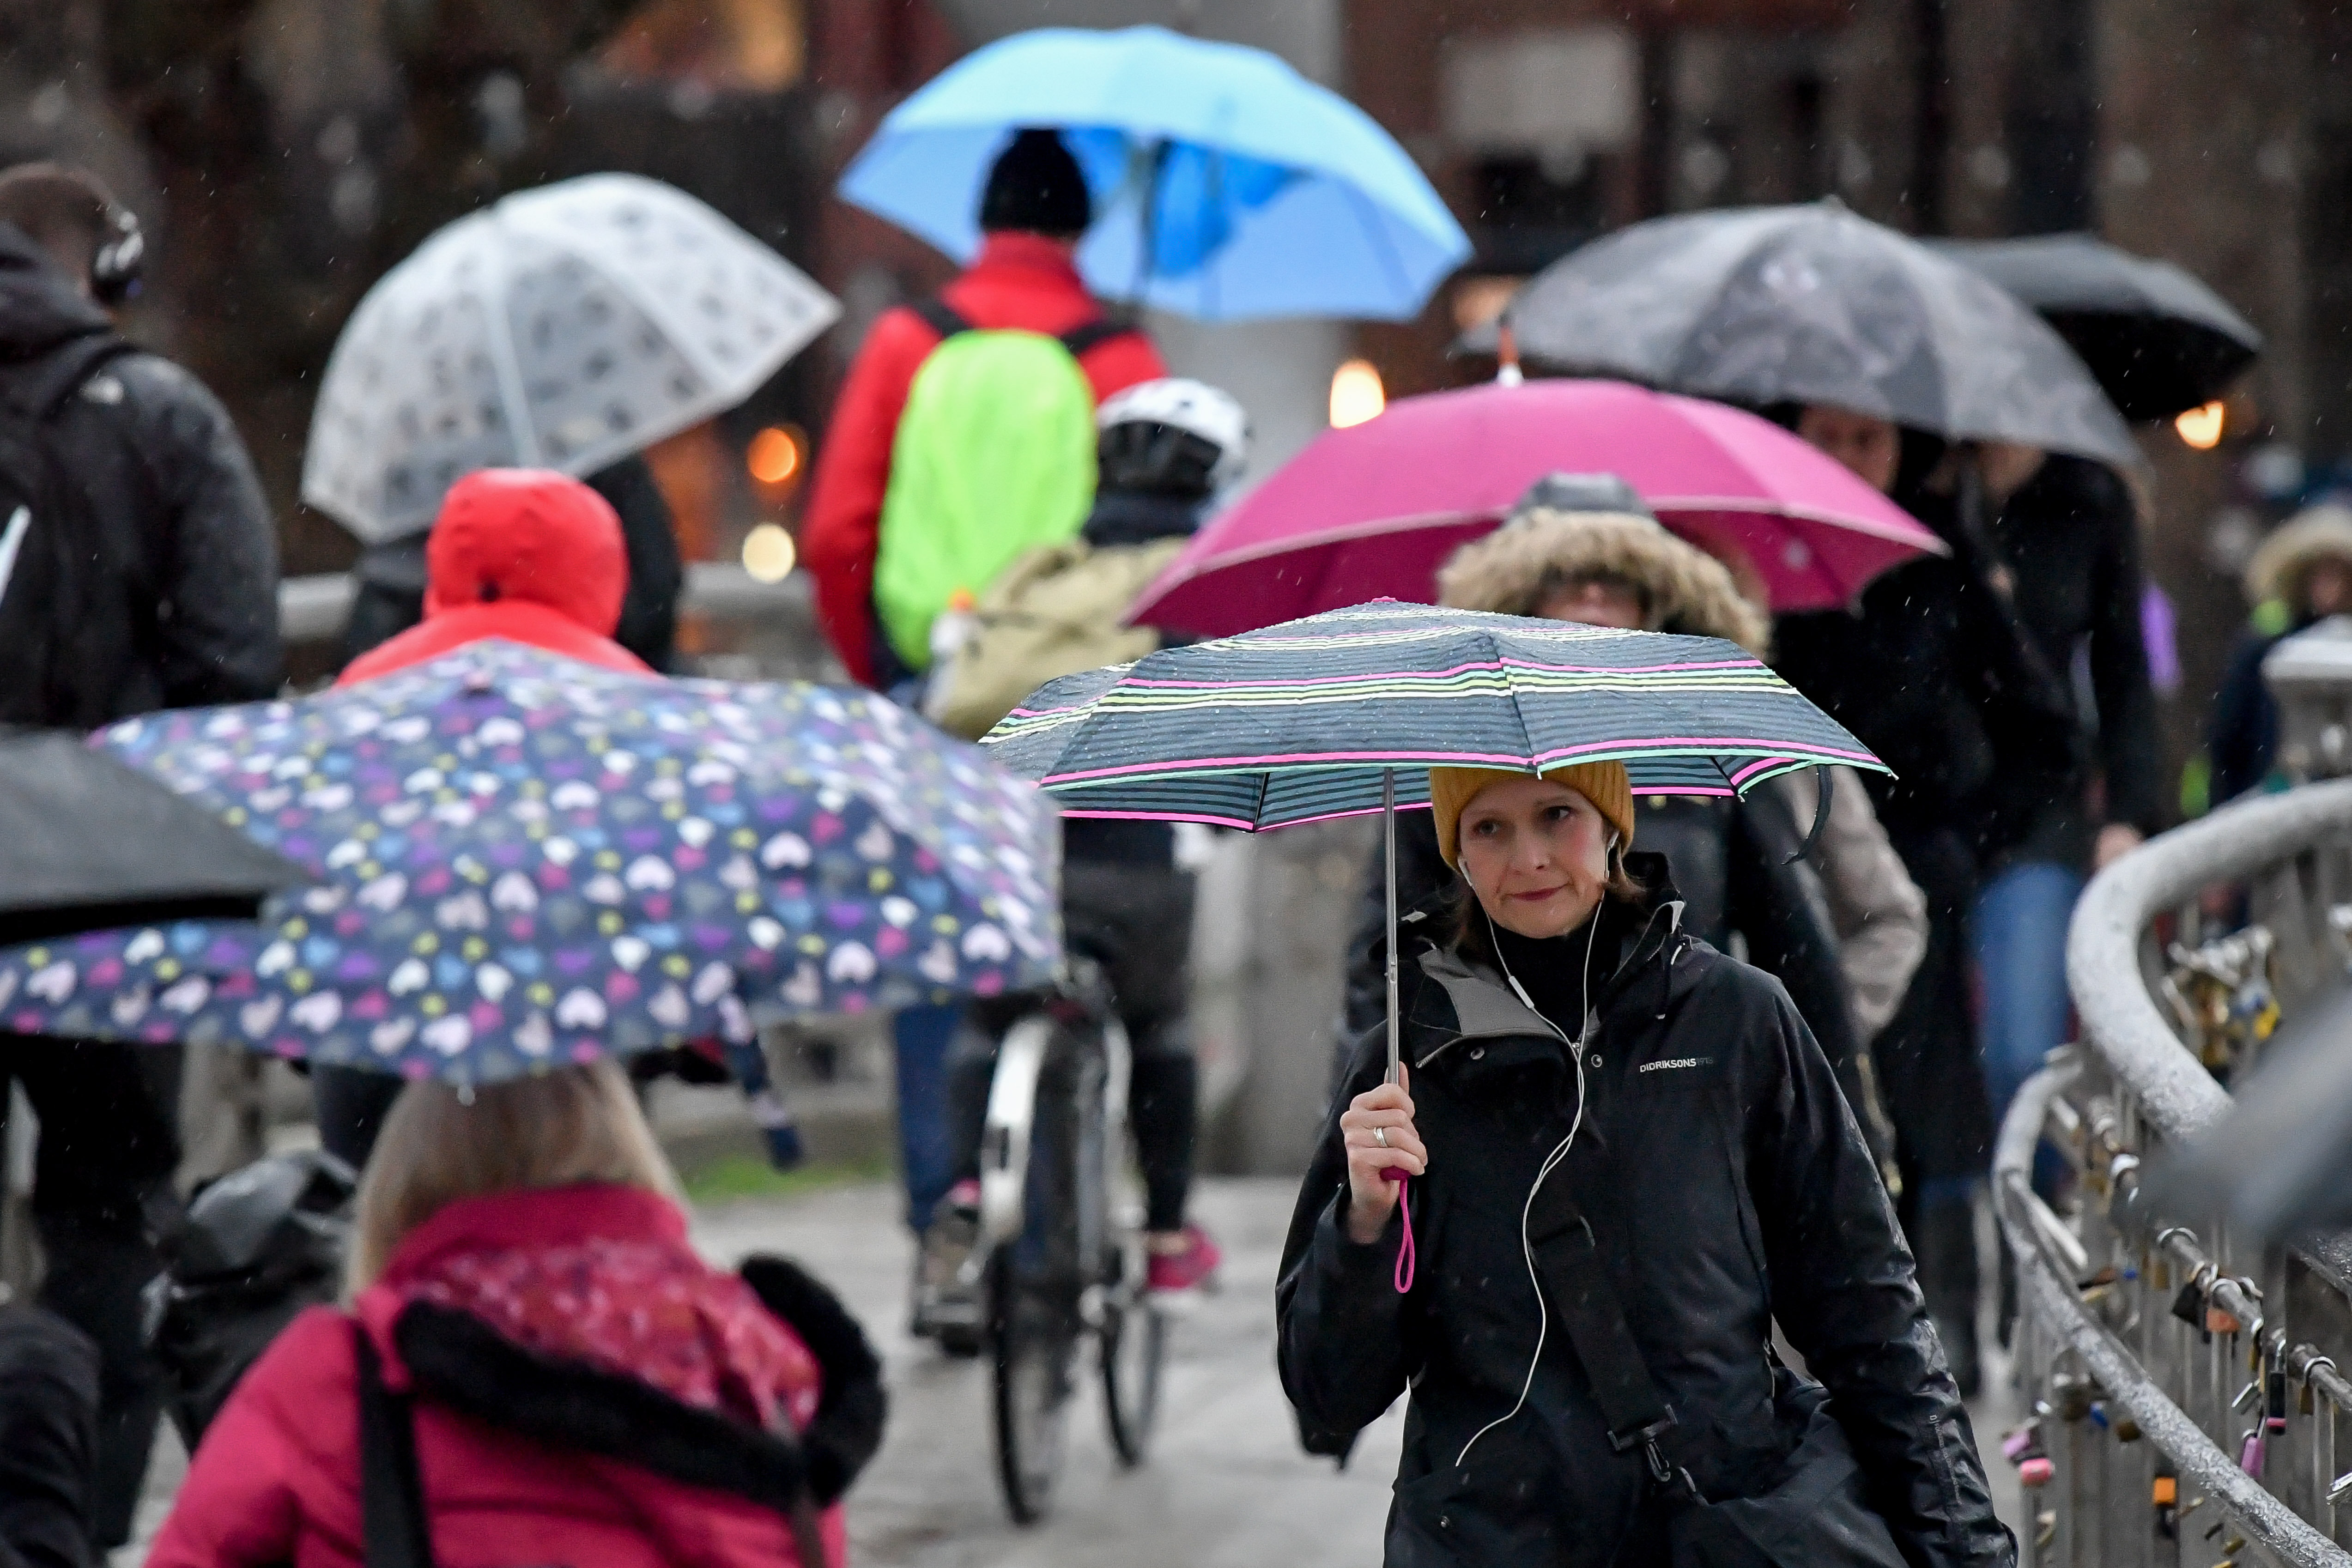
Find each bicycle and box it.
[965,959,1166,1523]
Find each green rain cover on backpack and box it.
[873,309,1108,673]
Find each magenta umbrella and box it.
[1129,379,1945,639]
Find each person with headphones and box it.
[1334,478,1915,1196]
[0,161,279,1550]
[1277,763,2012,1567]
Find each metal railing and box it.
[2002,780,2352,1565]
[278,564,838,683]
[278,561,816,642]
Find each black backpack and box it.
[0,332,137,727]
[145,1149,357,1448]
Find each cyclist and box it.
[800,130,1165,1281]
[913,380,1249,1340]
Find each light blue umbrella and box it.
[837,26,1469,322]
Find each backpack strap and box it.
[1524,1170,1687,1488]
[910,298,974,342]
[354,1322,439,1568]
[1055,317,1143,360]
[911,297,1142,364]
[0,332,136,422]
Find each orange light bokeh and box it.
[747,425,805,485]
[2175,400,2226,450]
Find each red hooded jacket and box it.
[799,233,1166,686]
[339,469,657,685]
[145,1185,871,1568]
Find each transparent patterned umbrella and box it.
[303,174,839,544]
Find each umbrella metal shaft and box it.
[1385,766,1401,1085]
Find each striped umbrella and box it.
[982,600,1886,1087]
[983,600,1883,824]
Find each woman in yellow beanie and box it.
[1279,483,2008,1566]
[1334,485,1910,1225]
[1275,747,2007,1567]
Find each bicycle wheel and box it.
[990,1249,1077,1522]
[1098,1123,1164,1465]
[1100,1280,1165,1464]
[988,1030,1085,1524]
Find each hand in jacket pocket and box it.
[1340,1065,1425,1244]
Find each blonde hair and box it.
[348,1059,680,1293]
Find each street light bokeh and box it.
[1329,359,1385,429]
[2176,400,2226,449]
[741,521,797,582]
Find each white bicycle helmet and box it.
[1095,377,1250,494]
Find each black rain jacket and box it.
[0,1305,98,1568]
[0,223,279,725]
[1982,454,2164,864]
[1771,479,2080,868]
[1280,866,2012,1568]
[1340,798,1898,1177]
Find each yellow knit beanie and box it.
[1428,760,1636,869]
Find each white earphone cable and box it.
[1454,898,1601,1470]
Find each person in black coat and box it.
[0,1305,101,1568]
[1966,449,2163,1216]
[1770,421,2083,1393]
[1340,491,1907,1184]
[0,169,280,728]
[1281,765,2011,1568]
[0,164,279,1547]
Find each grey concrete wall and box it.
[1205,817,1376,1175]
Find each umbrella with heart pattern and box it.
[0,642,1060,1085]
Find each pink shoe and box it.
[944,1178,981,1212]
[1146,1224,1222,1295]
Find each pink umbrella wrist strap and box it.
[1384,1168,1415,1292]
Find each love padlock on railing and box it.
[2171,1264,2219,1343]
[2004,1419,2054,1489]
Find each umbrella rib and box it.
[1340,180,1414,307]
[534,219,836,466]
[1644,221,1776,387]
[478,200,545,467]
[1492,631,1544,777]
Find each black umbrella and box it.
[1458,200,2137,466]
[0,727,309,946]
[1927,233,2261,421]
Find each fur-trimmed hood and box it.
[1436,508,1771,655]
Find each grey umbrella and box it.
[1927,233,2261,421]
[1461,201,2137,466]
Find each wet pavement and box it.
[691,1177,2026,1567]
[124,1174,2025,1565]
[692,1177,1405,1568]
